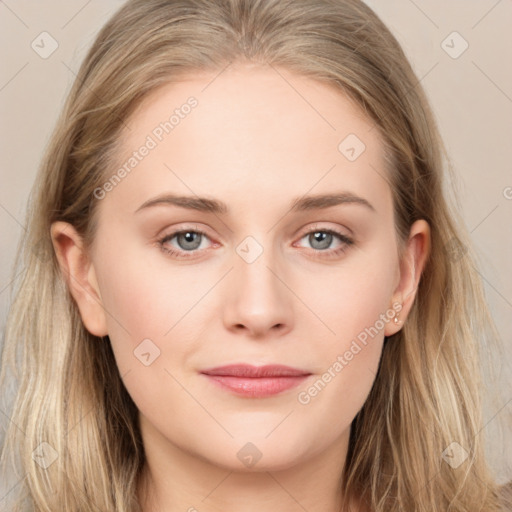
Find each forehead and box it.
[106,63,392,219]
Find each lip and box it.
[200,364,312,398]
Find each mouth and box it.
[200,364,312,398]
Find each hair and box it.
[1,0,510,510]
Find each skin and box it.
[52,63,430,512]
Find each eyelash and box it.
[157,227,354,260]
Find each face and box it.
[60,63,418,473]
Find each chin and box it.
[199,435,313,473]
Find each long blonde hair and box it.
[1,0,509,510]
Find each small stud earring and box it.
[394,315,400,324]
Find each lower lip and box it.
[202,374,310,398]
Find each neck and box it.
[136,415,362,512]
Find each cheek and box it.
[92,238,222,394]
[95,222,210,332]
[94,255,200,423]
[294,243,397,413]
[92,248,184,370]
[303,242,398,342]
[293,311,388,440]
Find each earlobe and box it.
[50,221,108,337]
[384,219,431,336]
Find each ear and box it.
[384,219,431,336]
[50,221,108,337]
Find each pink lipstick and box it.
[200,364,312,398]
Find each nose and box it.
[222,242,294,339]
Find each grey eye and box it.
[176,231,203,250]
[308,231,334,250]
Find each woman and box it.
[1,0,510,510]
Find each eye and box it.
[295,227,354,258]
[157,228,213,259]
[157,225,354,260]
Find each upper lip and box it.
[200,364,311,378]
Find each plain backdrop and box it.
[0,0,511,494]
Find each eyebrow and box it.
[134,192,376,215]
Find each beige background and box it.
[0,0,511,492]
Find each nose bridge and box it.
[223,233,293,336]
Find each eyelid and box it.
[157,223,217,244]
[298,222,352,238]
[294,225,354,250]
[157,222,354,259]
[154,223,217,259]
[293,221,353,242]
